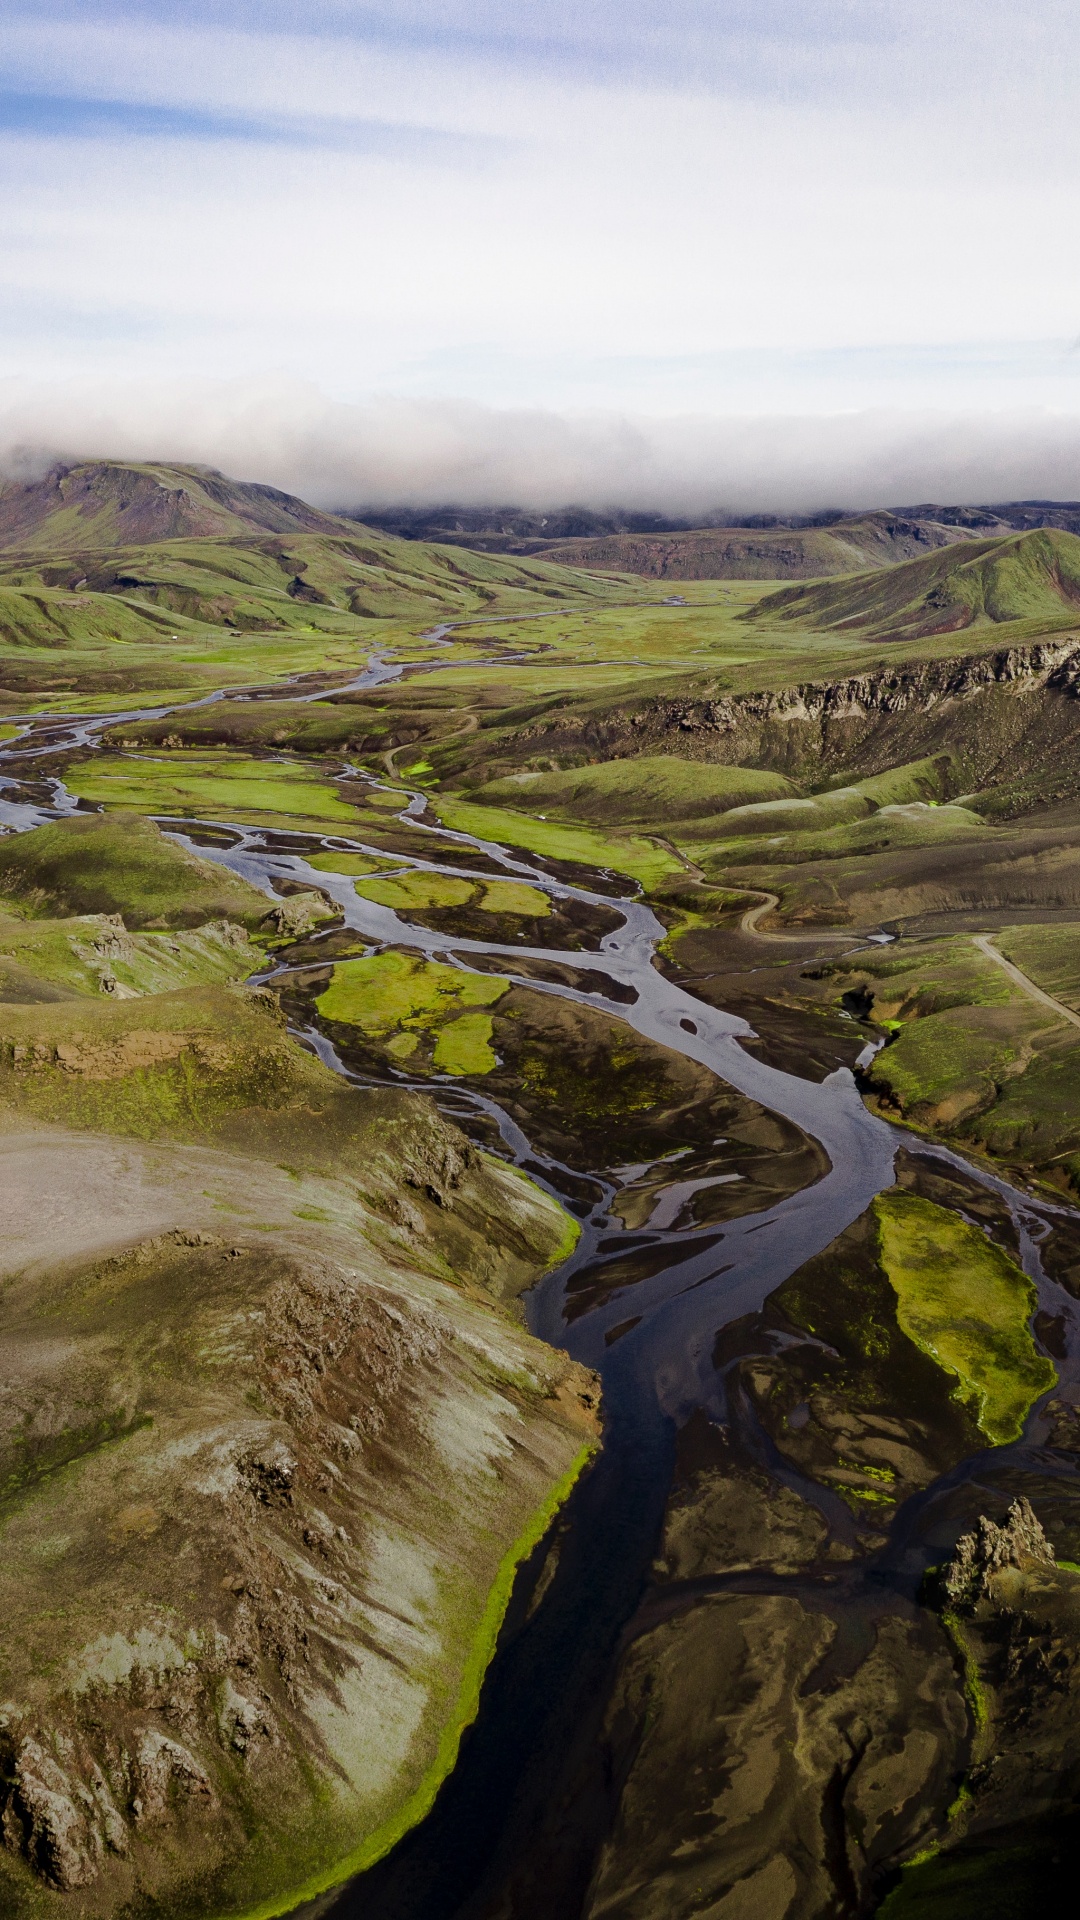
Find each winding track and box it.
[973,931,1080,1032]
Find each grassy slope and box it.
[743,528,1080,639]
[468,757,795,823]
[0,814,271,928]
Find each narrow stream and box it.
[3,658,1079,1916]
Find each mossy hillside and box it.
[790,935,1080,1176]
[846,755,954,808]
[873,1191,1055,1444]
[0,981,578,1300]
[727,816,1080,927]
[429,796,681,891]
[995,924,1080,1010]
[743,527,1080,641]
[962,1030,1080,1171]
[831,935,1063,1134]
[63,748,367,827]
[0,911,260,1001]
[466,756,796,826]
[316,953,510,1076]
[870,1003,1053,1129]
[698,785,873,839]
[0,814,270,930]
[0,984,312,1137]
[0,580,214,650]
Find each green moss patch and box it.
[477,878,550,916]
[873,1190,1055,1443]
[316,952,510,1075]
[431,1012,498,1074]
[352,869,551,920]
[0,813,269,930]
[431,796,680,891]
[64,748,363,825]
[305,851,408,877]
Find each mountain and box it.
[0,461,358,551]
[511,513,978,580]
[742,527,1080,639]
[349,501,1080,578]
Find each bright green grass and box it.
[873,1190,1055,1443]
[305,851,408,877]
[0,813,269,929]
[469,755,795,825]
[316,951,509,1073]
[355,871,476,912]
[431,797,681,891]
[351,870,551,918]
[478,878,550,916]
[432,1011,499,1073]
[64,750,363,824]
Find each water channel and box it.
[2,651,1079,1916]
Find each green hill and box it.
[0,464,658,670]
[0,527,639,634]
[743,528,1080,638]
[0,461,357,550]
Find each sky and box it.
[0,0,1078,510]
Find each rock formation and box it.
[941,1496,1055,1608]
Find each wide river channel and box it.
[3,655,1079,1918]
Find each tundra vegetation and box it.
[3,462,1080,1917]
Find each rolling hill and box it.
[0,461,361,550]
[0,462,653,654]
[741,527,1080,639]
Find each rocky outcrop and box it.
[941,1497,1055,1608]
[648,640,1080,742]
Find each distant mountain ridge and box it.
[0,461,358,551]
[347,501,1080,581]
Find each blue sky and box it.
[0,1,1078,505]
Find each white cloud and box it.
[1,373,1078,512]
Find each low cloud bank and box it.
[0,375,1078,514]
